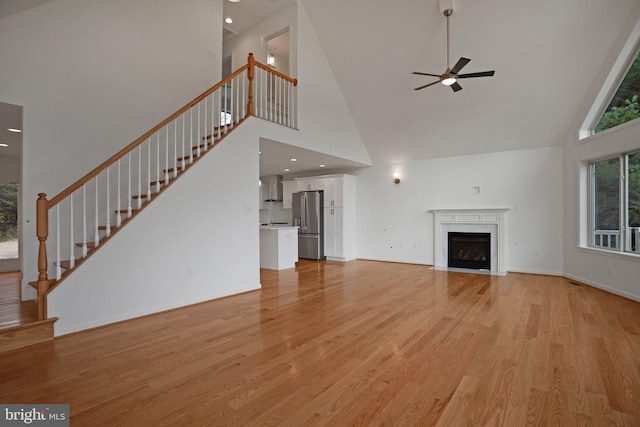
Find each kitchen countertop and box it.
[259,225,299,230]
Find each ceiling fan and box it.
[413,8,495,92]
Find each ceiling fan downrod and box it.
[444,9,453,71]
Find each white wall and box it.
[223,2,372,167]
[355,146,564,275]
[0,0,223,297]
[563,121,640,301]
[48,120,262,336]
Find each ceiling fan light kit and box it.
[412,2,494,93]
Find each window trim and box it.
[579,16,640,140]
[588,150,640,255]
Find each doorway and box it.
[0,101,22,274]
[265,28,290,75]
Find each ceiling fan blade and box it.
[457,70,495,79]
[414,81,440,91]
[412,71,442,78]
[450,57,471,74]
[450,82,463,92]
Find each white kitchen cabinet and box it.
[323,178,344,207]
[324,207,344,258]
[297,179,324,192]
[294,174,356,261]
[282,180,297,209]
[296,174,356,261]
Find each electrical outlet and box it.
[187,268,193,278]
[607,266,613,276]
[533,249,539,256]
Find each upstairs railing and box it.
[34,53,298,320]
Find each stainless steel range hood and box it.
[261,175,283,201]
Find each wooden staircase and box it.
[28,53,298,326]
[28,126,230,288]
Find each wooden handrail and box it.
[35,52,299,321]
[49,55,295,208]
[48,63,250,208]
[255,61,298,86]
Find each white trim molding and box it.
[430,208,509,274]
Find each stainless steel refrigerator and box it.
[292,191,325,260]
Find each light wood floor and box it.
[0,271,37,329]
[1,260,639,426]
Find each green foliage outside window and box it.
[0,182,18,242]
[595,51,640,133]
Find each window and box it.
[590,151,640,254]
[594,50,640,133]
[579,17,640,140]
[0,182,18,260]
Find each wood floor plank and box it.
[1,260,640,426]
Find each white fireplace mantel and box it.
[429,208,509,274]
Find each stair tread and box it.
[163,166,185,173]
[56,260,72,270]
[75,242,97,249]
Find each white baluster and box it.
[106,167,111,236]
[82,185,87,257]
[94,178,100,247]
[181,115,186,170]
[190,108,194,164]
[233,76,238,124]
[286,81,290,127]
[260,69,265,118]
[137,145,142,209]
[127,152,132,217]
[270,72,274,122]
[294,84,298,128]
[69,194,75,269]
[146,139,151,201]
[218,87,222,138]
[165,125,170,186]
[173,119,178,178]
[242,73,245,118]
[56,205,61,280]
[203,96,208,152]
[225,82,229,133]
[196,102,201,157]
[117,160,122,227]
[156,132,161,193]
[277,75,280,123]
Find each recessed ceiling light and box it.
[284,168,290,172]
[290,158,297,162]
[225,17,233,24]
[319,164,326,168]
[7,128,21,133]
[0,143,8,147]
[228,0,241,3]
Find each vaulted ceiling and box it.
[299,0,640,164]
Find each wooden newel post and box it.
[36,193,49,320]
[247,53,255,117]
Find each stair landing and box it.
[0,271,55,353]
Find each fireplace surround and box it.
[430,208,509,275]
